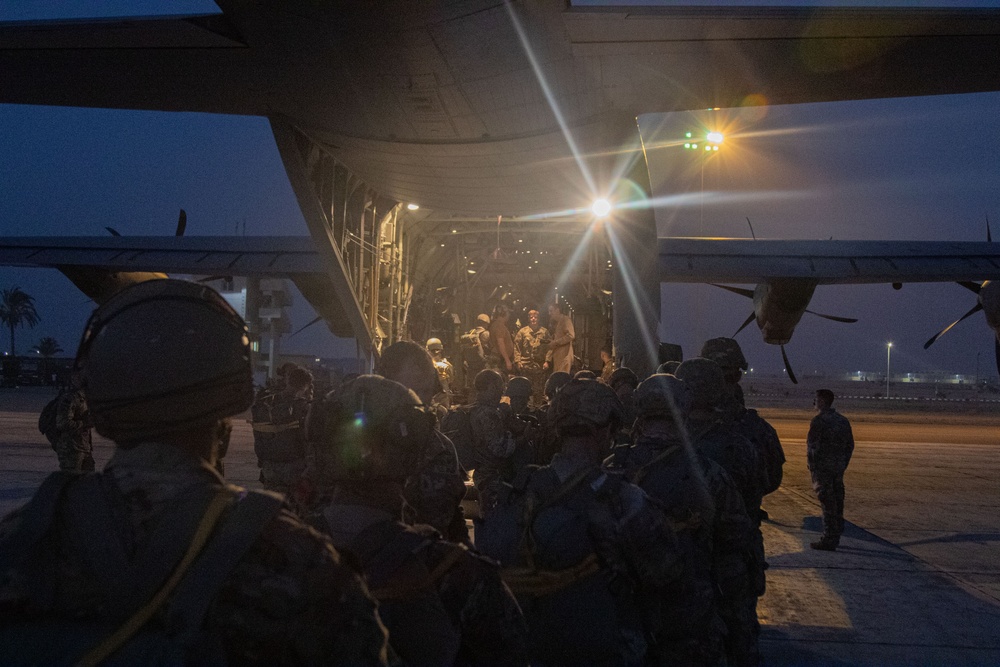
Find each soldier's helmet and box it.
[656,360,681,375]
[608,367,639,391]
[674,357,726,411]
[476,313,491,326]
[634,373,692,422]
[75,279,254,444]
[551,379,624,435]
[426,337,444,353]
[315,375,434,480]
[506,375,532,398]
[475,368,505,394]
[544,371,572,399]
[700,337,748,375]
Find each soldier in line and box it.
[442,369,516,519]
[808,388,856,551]
[252,365,313,496]
[502,376,541,481]
[547,302,576,374]
[51,371,94,472]
[376,341,468,542]
[0,280,388,665]
[513,308,552,406]
[608,374,752,665]
[700,337,786,500]
[608,367,640,443]
[477,379,683,666]
[675,358,765,667]
[533,371,572,465]
[307,375,529,666]
[426,336,455,409]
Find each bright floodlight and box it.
[592,198,612,218]
[707,131,724,144]
[407,203,420,210]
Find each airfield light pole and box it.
[886,342,893,398]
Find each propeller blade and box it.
[105,227,121,237]
[957,281,982,295]
[733,311,757,337]
[804,310,858,324]
[923,303,983,349]
[987,214,992,243]
[781,345,798,384]
[175,209,187,237]
[710,284,755,299]
[995,338,1000,377]
[290,315,323,338]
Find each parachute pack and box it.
[0,472,283,666]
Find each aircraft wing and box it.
[0,235,356,337]
[658,238,1000,285]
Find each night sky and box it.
[1,2,999,380]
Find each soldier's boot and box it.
[810,538,838,551]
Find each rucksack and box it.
[477,466,642,664]
[0,472,284,666]
[37,391,63,445]
[441,406,480,470]
[460,327,488,361]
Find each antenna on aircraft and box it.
[746,217,756,240]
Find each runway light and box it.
[707,131,724,144]
[407,203,420,210]
[592,198,612,218]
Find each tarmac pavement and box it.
[1,387,999,665]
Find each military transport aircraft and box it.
[3,1,1000,378]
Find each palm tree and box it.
[31,336,63,385]
[31,336,63,358]
[0,287,40,356]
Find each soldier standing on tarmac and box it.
[513,308,552,406]
[0,280,388,665]
[478,379,683,666]
[252,365,313,496]
[675,357,765,667]
[307,375,529,666]
[51,371,94,472]
[808,389,855,551]
[608,374,752,665]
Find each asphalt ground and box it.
[1,387,999,665]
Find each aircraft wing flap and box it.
[0,236,323,275]
[659,238,1000,284]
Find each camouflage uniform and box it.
[513,324,551,405]
[52,388,93,472]
[432,356,455,408]
[322,498,528,666]
[610,436,752,665]
[807,406,855,547]
[403,430,470,542]
[468,402,516,517]
[0,441,389,665]
[252,388,310,495]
